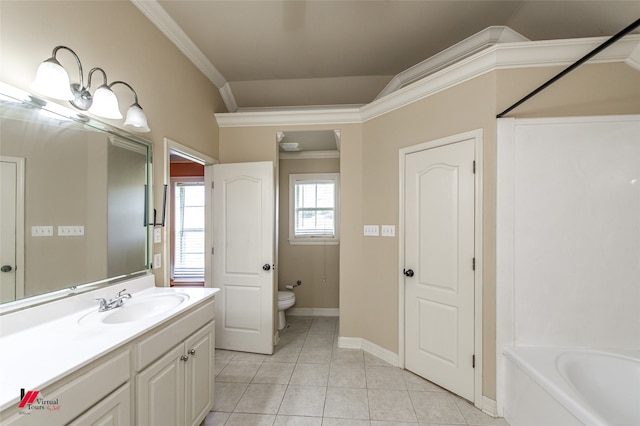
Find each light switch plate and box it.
[58,226,84,236]
[381,225,395,237]
[31,226,53,237]
[153,228,162,243]
[364,225,379,236]
[153,253,162,269]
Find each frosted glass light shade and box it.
[30,59,74,100]
[123,104,150,132]
[88,85,122,119]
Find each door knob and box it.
[403,268,414,277]
[1,265,12,273]
[262,264,271,271]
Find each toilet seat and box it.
[278,291,295,301]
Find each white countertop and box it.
[0,275,218,412]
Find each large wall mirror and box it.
[0,83,151,311]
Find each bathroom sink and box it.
[78,293,190,325]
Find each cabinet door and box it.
[137,345,185,426]
[184,323,214,426]
[68,383,130,426]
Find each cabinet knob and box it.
[180,355,189,362]
[188,348,196,355]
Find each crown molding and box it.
[216,107,363,127]
[375,26,529,100]
[131,0,238,112]
[215,35,640,127]
[280,150,340,160]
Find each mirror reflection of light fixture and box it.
[279,142,302,152]
[30,45,150,132]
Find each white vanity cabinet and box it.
[0,284,217,426]
[135,299,215,426]
[0,350,130,425]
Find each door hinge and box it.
[472,160,476,174]
[472,355,475,368]
[472,257,476,271]
[211,247,215,255]
[211,181,215,189]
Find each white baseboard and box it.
[482,396,498,417]
[287,307,339,317]
[337,336,400,367]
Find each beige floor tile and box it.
[402,371,446,392]
[331,348,365,365]
[202,410,231,426]
[368,389,418,423]
[213,382,248,412]
[299,346,333,364]
[365,366,407,390]
[234,383,287,415]
[274,415,323,425]
[290,363,330,386]
[252,362,295,384]
[322,418,371,426]
[224,413,276,426]
[363,352,395,367]
[216,361,262,383]
[278,385,327,417]
[324,387,370,420]
[328,364,366,388]
[409,391,466,424]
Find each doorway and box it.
[162,138,216,289]
[277,130,341,318]
[399,130,483,406]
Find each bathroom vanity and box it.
[0,274,219,425]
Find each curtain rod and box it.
[497,17,640,119]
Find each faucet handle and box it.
[117,288,132,299]
[94,298,108,311]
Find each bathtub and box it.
[503,346,640,426]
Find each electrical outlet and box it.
[153,228,162,244]
[31,226,53,237]
[58,226,84,236]
[381,225,395,237]
[153,253,161,269]
[363,225,379,236]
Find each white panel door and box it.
[404,139,475,401]
[1,157,24,303]
[213,161,274,354]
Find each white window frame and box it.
[289,173,340,245]
[171,176,206,282]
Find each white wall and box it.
[496,115,640,411]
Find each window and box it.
[173,181,205,280]
[289,173,339,244]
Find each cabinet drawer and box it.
[1,350,129,425]
[135,299,214,371]
[68,383,130,425]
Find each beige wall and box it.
[217,61,640,401]
[353,72,499,397]
[0,1,226,286]
[278,158,340,309]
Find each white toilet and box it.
[277,290,296,330]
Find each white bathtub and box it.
[503,346,640,426]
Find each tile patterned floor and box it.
[202,316,508,426]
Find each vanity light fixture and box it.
[30,45,150,132]
[111,81,150,132]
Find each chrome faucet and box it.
[95,289,132,312]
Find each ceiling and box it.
[134,1,640,111]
